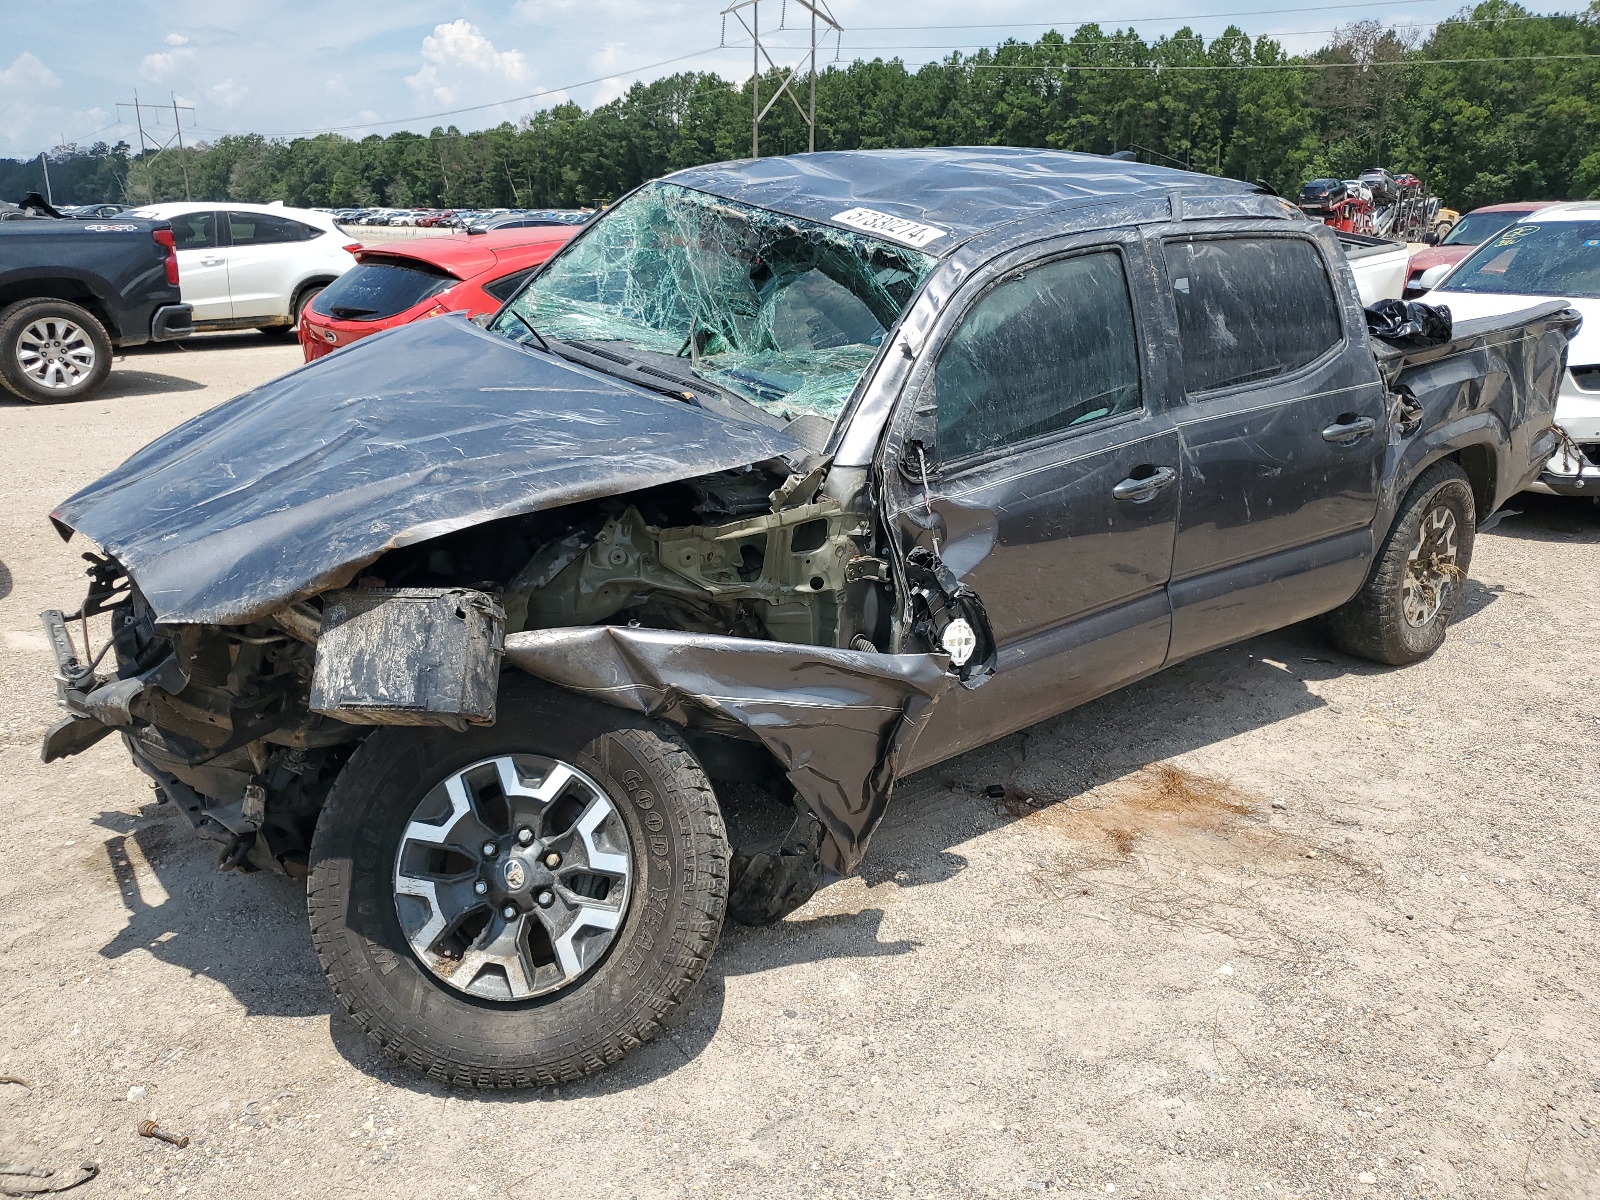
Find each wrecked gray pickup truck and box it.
[40,148,1576,1086]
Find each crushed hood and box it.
[52,317,802,625]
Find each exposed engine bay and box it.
[42,458,981,900]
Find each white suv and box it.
[125,202,359,335]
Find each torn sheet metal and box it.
[502,626,952,872]
[50,317,802,626]
[310,588,505,729]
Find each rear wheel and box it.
[307,680,728,1086]
[0,299,113,403]
[259,285,323,337]
[1330,460,1476,665]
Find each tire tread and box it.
[308,698,727,1088]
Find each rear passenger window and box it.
[934,251,1142,462]
[227,212,317,245]
[169,211,218,251]
[1163,236,1343,394]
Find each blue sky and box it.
[0,0,1544,159]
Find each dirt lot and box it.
[1,335,1597,1200]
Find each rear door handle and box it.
[1112,465,1178,502]
[1323,415,1377,443]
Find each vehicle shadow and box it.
[121,332,292,357]
[96,370,207,399]
[0,559,11,601]
[1479,493,1600,542]
[87,612,1439,1099]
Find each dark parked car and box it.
[1299,177,1348,210]
[468,209,593,232]
[0,200,191,401]
[39,149,1574,1086]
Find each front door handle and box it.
[1112,465,1178,502]
[1323,415,1377,443]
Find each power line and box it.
[973,51,1600,70]
[195,45,731,138]
[844,0,1543,29]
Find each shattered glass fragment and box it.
[496,182,936,423]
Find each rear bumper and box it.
[1530,452,1600,496]
[151,303,193,342]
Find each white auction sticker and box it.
[83,223,140,232]
[830,207,947,248]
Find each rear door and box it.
[886,232,1184,769]
[1154,227,1387,661]
[169,210,228,322]
[224,211,318,320]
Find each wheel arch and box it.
[0,277,120,341]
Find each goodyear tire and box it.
[1330,460,1476,665]
[307,678,728,1087]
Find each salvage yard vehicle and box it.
[1405,201,1552,298]
[1418,202,1600,499]
[0,203,192,402]
[38,148,1577,1087]
[124,201,359,336]
[298,225,578,362]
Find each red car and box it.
[1403,201,1552,297]
[299,226,577,362]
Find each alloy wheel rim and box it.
[393,754,634,1002]
[1402,504,1459,627]
[16,318,96,390]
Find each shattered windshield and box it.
[491,182,936,422]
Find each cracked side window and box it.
[492,182,936,423]
[933,250,1142,463]
[1164,236,1342,394]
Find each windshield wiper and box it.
[499,307,551,354]
[329,305,378,318]
[558,339,785,429]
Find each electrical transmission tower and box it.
[721,0,841,158]
[117,91,196,202]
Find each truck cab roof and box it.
[666,147,1274,255]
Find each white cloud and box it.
[405,20,529,106]
[591,78,627,105]
[165,32,189,46]
[0,52,64,144]
[140,45,195,82]
[0,51,62,94]
[590,41,629,73]
[206,79,248,107]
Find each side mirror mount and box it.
[1417,263,1453,292]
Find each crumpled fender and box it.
[501,626,952,872]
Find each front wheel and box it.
[307,680,729,1087]
[1330,460,1476,665]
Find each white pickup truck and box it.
[1339,232,1410,304]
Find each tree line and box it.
[6,0,1598,215]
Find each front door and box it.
[169,210,228,323]
[1153,229,1388,661]
[886,236,1183,772]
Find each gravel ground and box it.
[1,335,1597,1200]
